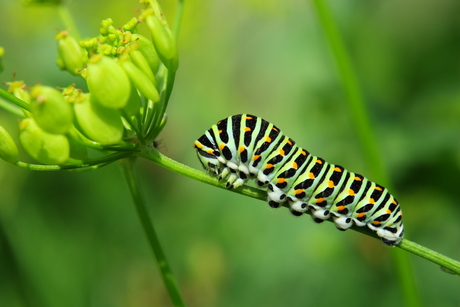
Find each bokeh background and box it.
[1,0,460,306]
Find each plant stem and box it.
[0,98,26,118]
[0,88,30,112]
[142,148,460,275]
[172,0,185,39]
[310,0,420,305]
[118,157,186,307]
[56,5,82,41]
[14,151,135,171]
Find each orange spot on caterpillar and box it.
[194,142,203,149]
[253,155,261,161]
[386,209,392,214]
[301,151,307,156]
[308,172,315,179]
[219,130,223,133]
[207,149,214,155]
[219,144,226,151]
[292,162,298,169]
[328,180,335,188]
[372,221,381,226]
[316,198,325,203]
[354,176,362,181]
[334,167,342,172]
[265,164,274,169]
[316,159,323,164]
[375,186,383,191]
[279,149,285,156]
[348,189,355,196]
[295,189,303,195]
[369,198,375,204]
[239,146,245,153]
[244,127,251,132]
[357,212,366,218]
[337,205,346,211]
[277,178,286,184]
[265,136,272,142]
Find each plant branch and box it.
[141,147,460,275]
[0,88,30,112]
[14,151,135,171]
[118,157,186,307]
[172,0,185,39]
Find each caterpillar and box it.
[193,114,404,246]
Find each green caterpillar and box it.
[194,114,404,246]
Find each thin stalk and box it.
[56,5,82,41]
[141,147,460,275]
[172,0,185,39]
[311,0,420,305]
[0,88,30,112]
[118,157,186,307]
[14,151,135,171]
[0,98,26,118]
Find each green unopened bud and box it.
[121,59,159,102]
[87,55,131,109]
[131,34,160,74]
[0,125,19,163]
[123,85,142,117]
[73,94,123,145]
[129,50,155,83]
[67,127,88,161]
[144,13,178,72]
[100,18,114,36]
[56,30,87,75]
[19,118,69,164]
[30,85,73,134]
[122,17,139,32]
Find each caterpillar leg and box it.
[289,200,308,216]
[332,216,353,231]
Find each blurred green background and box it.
[1,0,460,306]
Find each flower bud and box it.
[130,50,155,83]
[0,125,19,163]
[121,59,159,102]
[144,13,178,72]
[86,55,131,109]
[123,85,142,118]
[56,30,87,75]
[131,34,160,74]
[73,94,123,145]
[67,127,88,161]
[19,118,69,165]
[122,17,139,32]
[30,85,73,134]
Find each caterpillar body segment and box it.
[194,114,404,246]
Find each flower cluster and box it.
[0,0,178,169]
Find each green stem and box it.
[14,151,135,171]
[56,5,81,41]
[118,157,186,307]
[0,98,26,118]
[310,0,420,305]
[172,0,185,39]
[0,88,30,112]
[142,148,460,275]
